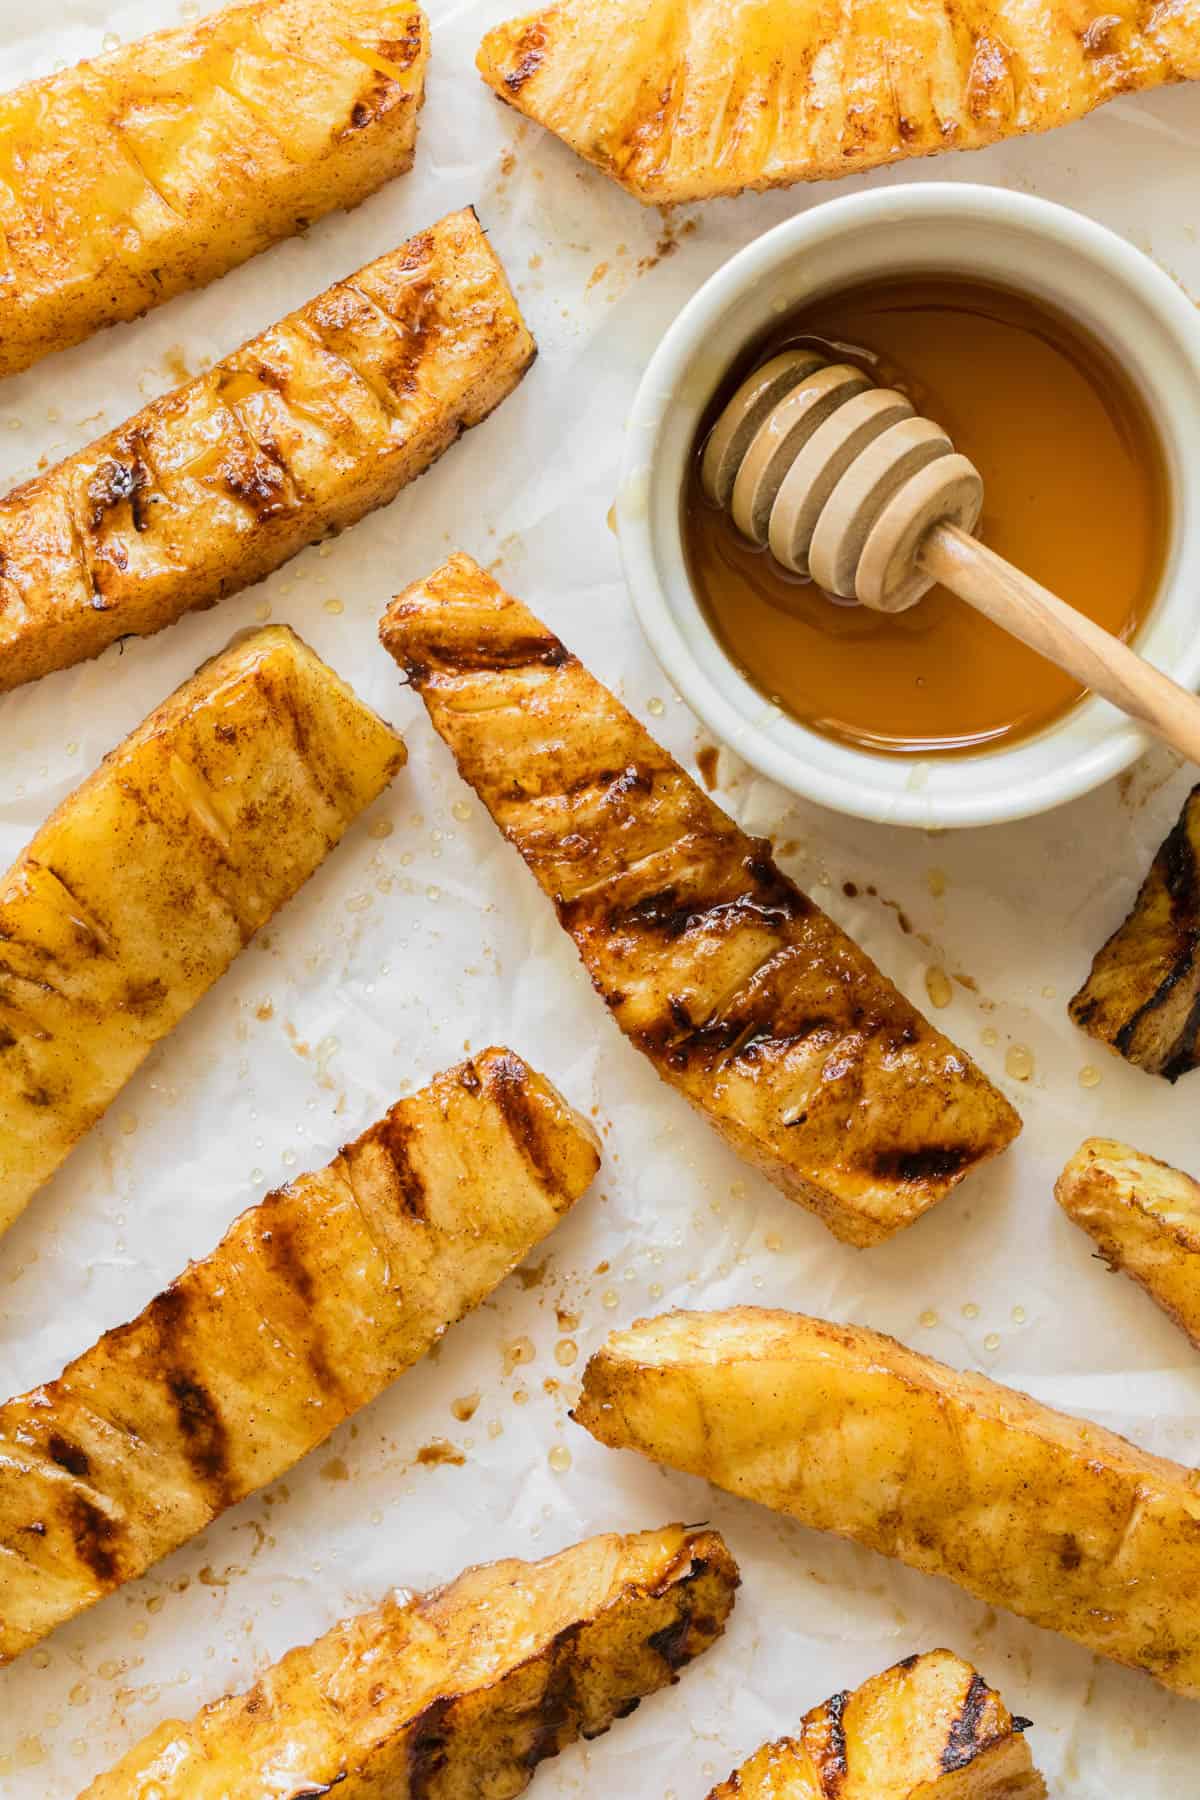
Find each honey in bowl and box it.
[684,276,1170,757]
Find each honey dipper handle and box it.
[921,524,1200,766]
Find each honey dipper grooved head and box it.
[705,350,985,612]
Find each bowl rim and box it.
[616,182,1200,829]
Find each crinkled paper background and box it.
[1,2,1199,1791]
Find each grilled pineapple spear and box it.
[0,626,405,1238]
[477,0,1198,207]
[1057,1138,1200,1351]
[0,1047,599,1663]
[0,209,535,693]
[380,555,1019,1248]
[708,1650,1045,1800]
[1070,784,1200,1080]
[0,0,429,379]
[81,1523,736,1798]
[576,1308,1200,1697]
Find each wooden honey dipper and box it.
[701,349,1200,764]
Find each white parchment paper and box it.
[1,3,1199,1791]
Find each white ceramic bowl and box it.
[617,184,1200,829]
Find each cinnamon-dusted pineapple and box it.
[0,209,535,693]
[0,626,405,1237]
[576,1307,1200,1696]
[380,555,1019,1248]
[477,0,1198,206]
[0,1048,600,1662]
[1057,1138,1200,1350]
[0,0,429,378]
[1070,786,1200,1080]
[708,1650,1045,1799]
[81,1524,737,1798]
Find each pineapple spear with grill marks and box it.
[380,555,1020,1248]
[477,0,1198,207]
[707,1649,1046,1799]
[0,208,536,693]
[0,0,429,379]
[0,1047,600,1663]
[80,1524,736,1799]
[0,626,405,1238]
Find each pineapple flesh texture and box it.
[0,0,429,377]
[0,626,405,1238]
[380,555,1019,1248]
[477,0,1198,205]
[707,1649,1045,1799]
[0,208,536,693]
[576,1307,1200,1697]
[81,1525,736,1798]
[0,1048,600,1662]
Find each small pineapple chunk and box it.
[708,1649,1045,1799]
[0,626,404,1236]
[1069,786,1200,1081]
[1057,1138,1200,1350]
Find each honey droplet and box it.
[924,966,953,1009]
[30,1649,50,1669]
[764,1233,782,1252]
[601,1288,619,1310]
[648,1281,663,1300]
[254,600,272,622]
[321,1457,350,1483]
[119,1114,138,1136]
[513,1387,530,1406]
[416,1439,465,1468]
[451,1392,480,1422]
[981,1027,999,1047]
[102,30,120,50]
[69,1682,90,1707]
[502,1335,535,1375]
[549,1445,572,1473]
[1012,1305,1027,1324]
[962,1302,980,1320]
[920,1309,938,1328]
[984,1332,1001,1351]
[1079,1065,1102,1088]
[323,597,345,615]
[647,697,666,717]
[256,999,274,1021]
[926,868,947,898]
[555,1339,578,1367]
[426,884,441,902]
[451,799,473,823]
[1005,1044,1035,1082]
[1041,984,1057,1000]
[369,818,394,840]
[488,1419,504,1439]
[606,502,618,536]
